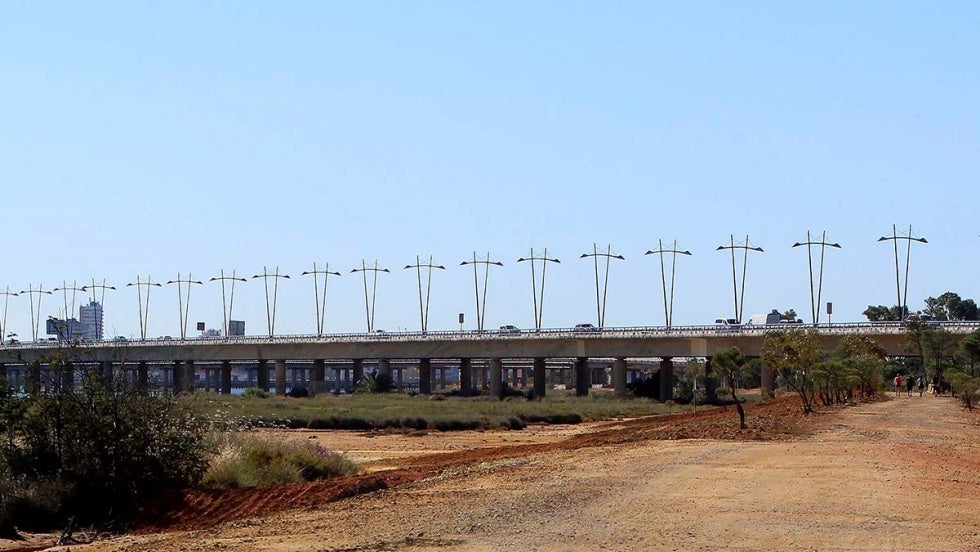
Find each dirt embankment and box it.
[13,394,980,551]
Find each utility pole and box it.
[517,247,560,330]
[715,235,764,324]
[792,231,841,324]
[404,255,445,332]
[459,252,503,332]
[579,243,625,328]
[351,260,390,332]
[877,224,928,320]
[645,239,692,328]
[0,287,18,342]
[251,267,290,337]
[18,284,52,342]
[210,270,247,337]
[166,273,204,339]
[126,276,163,340]
[301,263,341,336]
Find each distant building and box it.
[228,320,245,336]
[46,317,86,341]
[79,301,103,341]
[202,328,221,337]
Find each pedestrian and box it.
[916,376,925,397]
[906,374,914,397]
[894,374,902,396]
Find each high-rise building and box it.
[79,301,103,341]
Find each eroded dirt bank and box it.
[23,395,980,551]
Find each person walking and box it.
[894,374,902,396]
[916,376,925,397]
[906,374,914,397]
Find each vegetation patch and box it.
[203,433,360,489]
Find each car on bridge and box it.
[573,323,600,332]
[498,325,521,335]
[714,318,742,330]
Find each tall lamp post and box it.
[1,288,18,343]
[459,252,503,332]
[579,243,625,328]
[18,285,52,342]
[715,235,764,324]
[210,270,247,337]
[517,248,560,330]
[792,231,841,324]
[351,260,390,332]
[404,255,445,332]
[126,276,162,340]
[645,239,692,328]
[252,267,290,337]
[166,273,204,339]
[301,263,341,336]
[877,224,928,319]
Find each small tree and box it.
[712,347,747,429]
[761,328,823,414]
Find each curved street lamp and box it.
[715,235,764,324]
[252,267,290,337]
[210,269,247,337]
[517,248,560,330]
[645,240,692,328]
[351,260,390,332]
[166,274,204,339]
[579,243,625,328]
[301,263,341,336]
[126,276,163,340]
[877,224,927,319]
[792,231,841,324]
[404,255,445,332]
[460,252,503,332]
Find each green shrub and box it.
[242,388,270,399]
[0,365,210,531]
[203,433,360,489]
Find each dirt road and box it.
[33,395,980,551]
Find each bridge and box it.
[1,321,977,400]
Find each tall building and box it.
[79,300,103,341]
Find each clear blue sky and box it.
[1,2,978,339]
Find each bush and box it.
[0,365,211,531]
[242,387,270,399]
[203,434,360,489]
[949,372,980,410]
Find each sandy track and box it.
[27,395,980,551]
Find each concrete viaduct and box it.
[1,322,976,400]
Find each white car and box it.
[499,325,521,335]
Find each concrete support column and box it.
[60,362,74,391]
[419,358,432,395]
[257,359,270,391]
[137,361,149,391]
[99,361,113,385]
[275,359,287,395]
[489,358,504,399]
[171,361,183,393]
[352,359,364,386]
[760,359,775,399]
[533,357,547,398]
[378,358,391,380]
[439,366,447,389]
[26,364,40,396]
[459,358,472,396]
[312,359,326,395]
[613,358,628,399]
[0,363,6,385]
[575,357,590,397]
[221,360,232,395]
[659,357,674,402]
[704,357,718,404]
[183,360,195,393]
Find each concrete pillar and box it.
[489,358,504,399]
[704,357,718,404]
[257,359,270,391]
[533,357,547,398]
[172,361,183,393]
[613,358,628,399]
[184,360,195,393]
[221,360,232,395]
[378,358,391,380]
[659,357,674,402]
[60,362,73,391]
[419,358,432,395]
[439,366,447,389]
[26,364,40,396]
[575,357,590,397]
[352,359,364,386]
[312,359,325,395]
[99,361,113,385]
[0,363,6,385]
[137,361,149,391]
[275,359,287,395]
[459,358,472,396]
[760,359,775,399]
